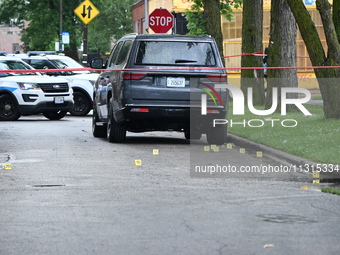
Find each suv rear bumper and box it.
[18,101,73,115]
[115,105,227,132]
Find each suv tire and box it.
[69,91,91,116]
[92,102,106,138]
[43,110,67,120]
[107,100,126,143]
[206,125,226,145]
[0,94,21,121]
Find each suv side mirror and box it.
[90,58,104,69]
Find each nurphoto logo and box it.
[201,84,312,128]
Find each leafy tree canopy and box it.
[88,0,135,54]
[185,0,242,36]
[0,0,135,58]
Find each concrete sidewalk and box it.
[307,99,323,106]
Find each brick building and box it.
[0,21,29,54]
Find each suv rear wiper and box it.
[174,59,198,64]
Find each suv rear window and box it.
[135,41,216,66]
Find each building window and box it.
[12,43,19,53]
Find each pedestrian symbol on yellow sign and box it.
[74,0,100,25]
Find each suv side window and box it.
[107,42,123,68]
[115,40,132,66]
[27,59,55,69]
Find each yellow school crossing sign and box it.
[74,0,100,24]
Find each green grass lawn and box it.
[321,188,340,195]
[227,103,340,164]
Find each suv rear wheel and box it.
[69,91,91,116]
[107,100,126,143]
[206,125,226,145]
[0,94,21,121]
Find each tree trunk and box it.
[286,0,340,118]
[240,0,265,106]
[202,0,224,58]
[265,0,298,112]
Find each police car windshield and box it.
[50,58,90,74]
[0,60,36,76]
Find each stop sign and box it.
[148,8,174,34]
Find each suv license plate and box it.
[54,97,64,104]
[167,77,185,87]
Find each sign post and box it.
[148,8,174,34]
[74,0,100,65]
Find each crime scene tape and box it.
[0,65,340,74]
[222,52,310,58]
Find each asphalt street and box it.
[0,114,339,255]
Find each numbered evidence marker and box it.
[134,160,142,166]
[312,171,320,183]
[213,146,220,152]
[226,143,233,149]
[204,146,210,152]
[4,163,12,170]
[239,148,246,154]
[256,151,263,158]
[153,149,159,155]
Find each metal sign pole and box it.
[83,24,88,66]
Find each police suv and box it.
[0,56,73,121]
[12,53,98,116]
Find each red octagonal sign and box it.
[149,8,174,34]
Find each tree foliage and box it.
[0,0,134,59]
[185,0,242,56]
[0,0,81,59]
[88,0,135,54]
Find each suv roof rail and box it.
[27,51,57,57]
[122,33,139,38]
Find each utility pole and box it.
[59,0,63,53]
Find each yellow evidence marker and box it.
[4,163,12,170]
[226,143,233,149]
[134,160,142,166]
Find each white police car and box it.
[12,53,98,116]
[0,56,73,121]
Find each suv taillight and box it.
[123,72,147,80]
[206,74,227,82]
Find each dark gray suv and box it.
[91,33,228,144]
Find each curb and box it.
[227,133,339,180]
